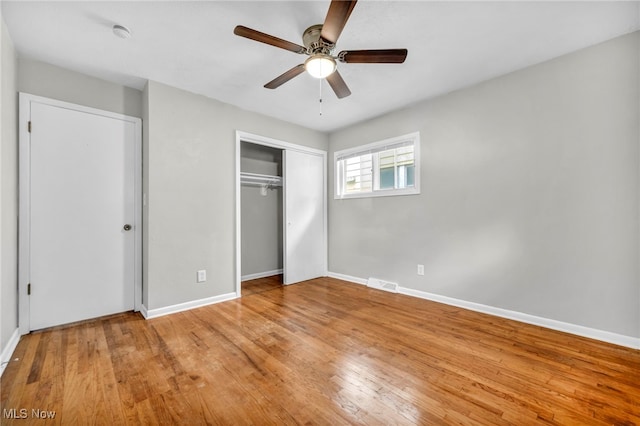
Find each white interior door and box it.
[283,149,326,284]
[27,100,137,330]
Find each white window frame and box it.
[334,132,420,199]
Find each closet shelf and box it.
[240,172,282,188]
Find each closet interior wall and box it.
[240,142,283,280]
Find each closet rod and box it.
[240,172,282,187]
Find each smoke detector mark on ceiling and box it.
[112,25,131,40]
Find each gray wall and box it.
[1,16,18,354]
[18,57,142,118]
[328,32,640,338]
[144,81,327,310]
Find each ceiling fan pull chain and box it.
[319,78,323,116]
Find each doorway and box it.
[239,142,284,293]
[18,94,142,333]
[235,131,327,296]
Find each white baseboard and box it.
[241,269,283,281]
[326,271,367,285]
[399,287,640,350]
[140,292,238,320]
[139,304,149,319]
[328,271,640,350]
[1,328,21,377]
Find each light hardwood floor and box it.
[2,276,639,425]
[241,274,284,297]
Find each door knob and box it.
[123,224,132,231]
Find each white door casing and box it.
[283,149,326,284]
[19,93,142,333]
[234,131,327,295]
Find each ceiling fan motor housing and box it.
[303,24,334,55]
[302,25,323,48]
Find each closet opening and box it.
[239,142,285,296]
[235,130,328,298]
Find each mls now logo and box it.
[3,409,28,419]
[3,408,56,419]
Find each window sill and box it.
[334,188,420,200]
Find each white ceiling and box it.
[3,1,639,132]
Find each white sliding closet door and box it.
[283,149,326,284]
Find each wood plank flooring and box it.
[2,276,639,425]
[241,274,283,297]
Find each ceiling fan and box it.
[233,0,407,99]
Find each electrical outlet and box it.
[417,264,424,276]
[197,270,207,283]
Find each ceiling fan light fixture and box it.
[305,54,336,79]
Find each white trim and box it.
[18,94,31,334]
[238,130,326,156]
[235,130,328,296]
[18,93,143,334]
[334,188,420,200]
[327,271,367,285]
[241,269,283,281]
[235,135,241,297]
[328,271,640,350]
[133,110,143,313]
[140,293,238,320]
[1,329,21,377]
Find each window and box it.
[335,132,420,199]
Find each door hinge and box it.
[28,121,32,133]
[27,283,31,295]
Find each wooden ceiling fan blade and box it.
[338,49,408,64]
[326,70,351,99]
[264,65,306,89]
[320,0,357,44]
[234,25,306,54]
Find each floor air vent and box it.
[367,277,399,293]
